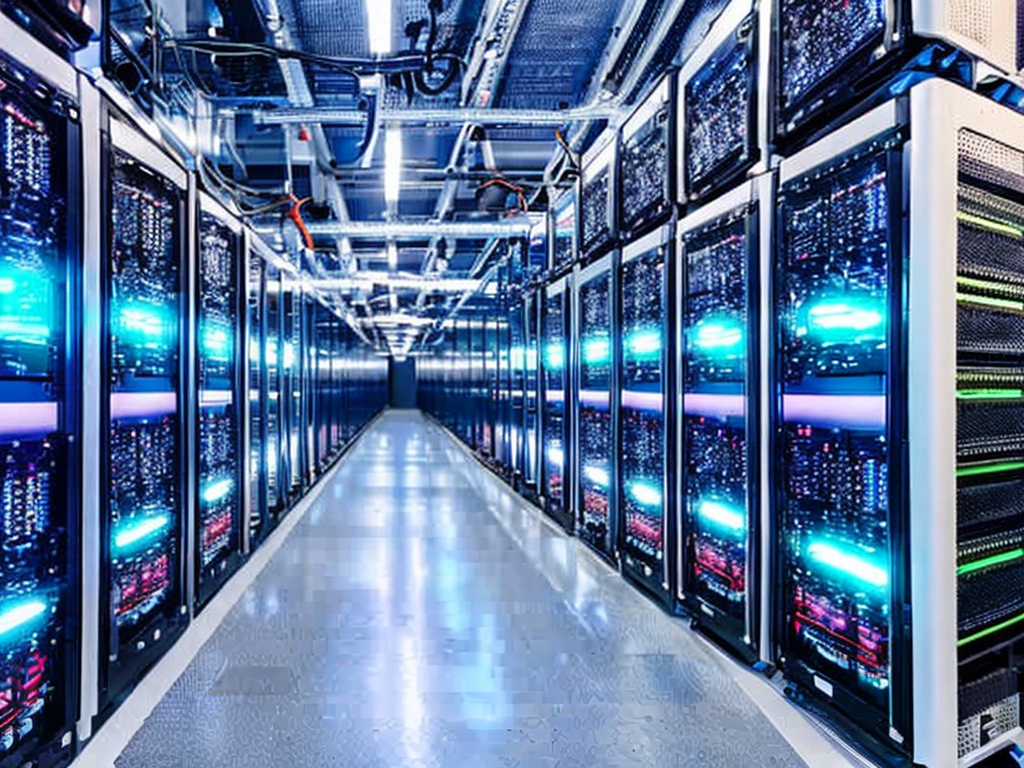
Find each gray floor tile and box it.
[114,411,808,768]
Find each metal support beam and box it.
[250,104,618,127]
[258,217,533,239]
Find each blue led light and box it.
[114,514,171,550]
[583,337,610,364]
[0,600,47,637]
[806,540,888,588]
[543,343,564,370]
[584,465,610,488]
[692,318,743,352]
[629,482,662,507]
[695,499,746,535]
[627,331,661,357]
[202,479,233,504]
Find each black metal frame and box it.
[97,123,189,725]
[0,52,82,768]
[771,127,913,763]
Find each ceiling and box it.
[147,0,731,357]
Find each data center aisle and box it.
[114,410,829,768]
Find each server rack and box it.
[773,0,1018,147]
[193,193,243,609]
[618,226,673,602]
[508,285,527,491]
[773,103,908,760]
[540,276,572,532]
[0,48,80,768]
[550,187,578,276]
[98,115,189,721]
[263,262,283,521]
[245,232,268,551]
[619,74,675,241]
[677,0,770,206]
[575,253,617,562]
[521,289,541,501]
[580,129,617,259]
[677,175,772,664]
[904,80,1024,768]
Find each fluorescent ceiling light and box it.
[384,127,402,205]
[365,0,392,55]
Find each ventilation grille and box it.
[959,130,1024,195]
[948,0,994,50]
[958,692,1020,757]
[959,477,1024,529]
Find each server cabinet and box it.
[99,117,189,719]
[678,0,769,206]
[263,262,283,521]
[580,129,617,259]
[677,176,771,664]
[906,81,1024,768]
[774,0,1018,146]
[774,107,907,759]
[619,74,675,241]
[282,277,303,502]
[0,49,80,768]
[541,277,572,532]
[194,194,243,609]
[618,227,672,600]
[576,254,616,561]
[522,290,540,499]
[550,187,578,276]
[245,234,268,550]
[508,290,527,489]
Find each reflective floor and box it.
[115,410,816,768]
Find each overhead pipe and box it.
[257,217,533,239]
[250,103,618,127]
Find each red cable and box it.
[286,195,314,251]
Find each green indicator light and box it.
[957,461,1024,478]
[956,276,1024,295]
[0,600,47,637]
[957,292,1024,311]
[957,389,1024,400]
[114,514,170,550]
[959,610,1024,647]
[958,548,1024,576]
[958,211,1024,239]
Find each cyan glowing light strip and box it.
[0,600,47,636]
[0,319,50,339]
[627,331,661,356]
[545,447,564,466]
[583,338,611,364]
[958,210,1024,239]
[543,343,565,369]
[202,327,230,354]
[0,277,16,293]
[806,541,888,587]
[120,307,166,336]
[202,479,233,504]
[629,482,662,507]
[696,499,745,535]
[584,465,610,488]
[693,321,743,350]
[807,301,884,332]
[114,514,170,549]
[958,548,1024,576]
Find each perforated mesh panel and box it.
[959,477,1024,529]
[948,0,994,50]
[959,131,1024,195]
[958,693,1020,757]
[957,304,1024,356]
[957,399,1024,456]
